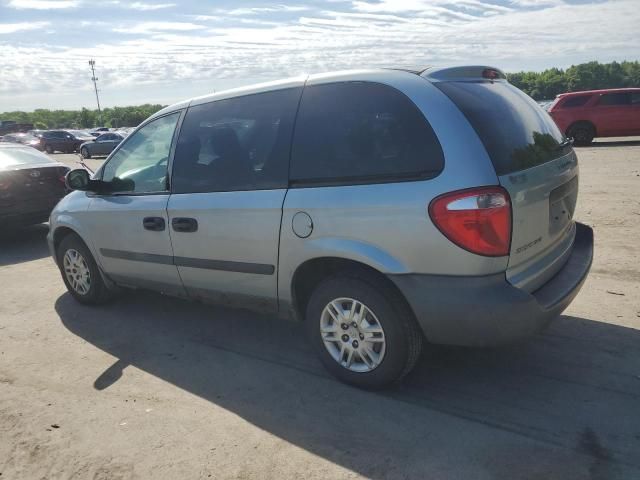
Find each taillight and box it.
[428,187,511,257]
[0,179,11,191]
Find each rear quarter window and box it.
[436,80,570,176]
[559,95,591,108]
[290,82,444,185]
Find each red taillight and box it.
[0,180,11,191]
[429,187,511,257]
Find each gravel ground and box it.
[0,139,639,479]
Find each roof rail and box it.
[421,65,507,82]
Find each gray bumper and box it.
[389,223,594,346]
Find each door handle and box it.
[143,216,165,231]
[171,217,198,233]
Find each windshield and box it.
[0,147,55,168]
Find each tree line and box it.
[1,60,639,129]
[508,60,640,100]
[0,104,166,130]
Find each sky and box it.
[0,0,638,111]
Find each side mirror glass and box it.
[65,169,90,191]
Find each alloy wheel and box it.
[320,297,386,373]
[63,249,91,295]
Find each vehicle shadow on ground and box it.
[55,290,640,479]
[0,223,50,266]
[586,140,640,148]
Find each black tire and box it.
[568,123,594,146]
[80,147,91,159]
[306,271,423,389]
[45,144,54,154]
[57,233,112,305]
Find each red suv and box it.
[547,88,640,145]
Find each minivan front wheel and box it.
[80,147,91,159]
[307,273,423,389]
[57,234,111,305]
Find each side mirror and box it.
[65,169,90,191]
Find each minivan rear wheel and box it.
[57,234,112,305]
[306,272,423,389]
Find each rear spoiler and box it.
[421,66,507,82]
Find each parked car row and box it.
[0,128,130,157]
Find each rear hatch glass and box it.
[435,80,578,292]
[435,80,571,175]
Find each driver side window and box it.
[102,112,180,193]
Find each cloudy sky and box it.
[0,0,638,111]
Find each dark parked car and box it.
[38,130,84,154]
[0,144,69,227]
[547,88,640,145]
[80,132,125,158]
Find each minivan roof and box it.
[151,65,507,120]
[556,87,640,97]
[151,68,427,118]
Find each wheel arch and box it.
[290,257,415,324]
[566,120,596,137]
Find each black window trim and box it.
[288,80,445,189]
[92,108,186,197]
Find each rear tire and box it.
[80,147,91,159]
[57,234,112,305]
[306,272,423,389]
[568,123,594,146]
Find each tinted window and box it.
[436,81,570,176]
[560,95,591,108]
[172,88,301,194]
[102,112,180,193]
[598,93,631,106]
[290,82,443,184]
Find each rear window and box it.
[560,95,591,108]
[290,82,444,185]
[436,80,570,176]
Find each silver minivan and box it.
[49,66,593,389]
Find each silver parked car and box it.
[48,67,593,389]
[79,132,125,159]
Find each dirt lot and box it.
[1,141,639,479]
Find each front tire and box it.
[80,147,91,159]
[306,272,423,389]
[57,234,111,305]
[45,144,54,154]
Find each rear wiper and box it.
[557,138,574,150]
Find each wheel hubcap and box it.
[63,249,91,295]
[320,297,386,373]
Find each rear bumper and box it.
[389,222,593,346]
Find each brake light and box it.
[0,180,11,191]
[429,187,511,257]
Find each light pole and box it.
[88,59,102,125]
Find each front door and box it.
[85,111,185,296]
[167,87,301,311]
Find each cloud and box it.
[113,21,206,34]
[6,0,79,9]
[125,2,176,10]
[0,0,638,110]
[0,21,49,33]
